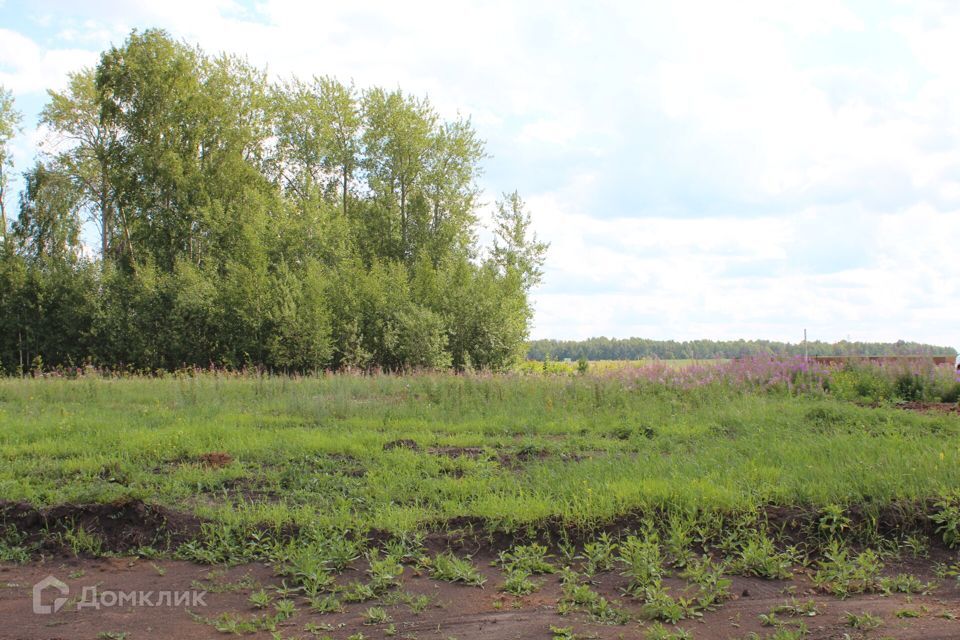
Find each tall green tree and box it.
[12,162,83,262]
[97,29,273,271]
[0,30,547,374]
[492,191,548,290]
[0,86,22,248]
[40,69,119,259]
[362,88,435,261]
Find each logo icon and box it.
[33,575,69,615]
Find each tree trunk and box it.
[100,178,112,260]
[342,166,348,217]
[0,178,7,247]
[400,182,407,255]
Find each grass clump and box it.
[426,552,486,587]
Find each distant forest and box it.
[527,338,957,361]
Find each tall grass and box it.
[1,366,958,535]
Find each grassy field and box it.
[1,369,958,536]
[3,366,960,639]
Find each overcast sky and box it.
[1,0,958,346]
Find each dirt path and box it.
[3,554,960,640]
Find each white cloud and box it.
[529,196,960,344]
[2,1,960,346]
[0,28,98,94]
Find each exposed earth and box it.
[2,548,960,640]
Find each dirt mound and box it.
[0,499,203,552]
[384,438,421,451]
[198,451,233,467]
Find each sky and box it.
[1,0,958,347]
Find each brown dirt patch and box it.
[198,451,233,468]
[0,500,202,553]
[384,439,421,452]
[2,553,960,640]
[428,446,487,458]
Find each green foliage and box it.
[618,532,663,595]
[0,84,22,246]
[528,338,955,361]
[727,533,794,579]
[362,606,391,625]
[0,30,544,374]
[12,162,83,262]
[812,541,883,597]
[498,543,555,574]
[643,623,692,640]
[366,549,404,593]
[578,532,618,575]
[558,569,631,624]
[500,569,540,595]
[844,611,882,630]
[0,525,33,563]
[931,492,960,548]
[427,552,486,587]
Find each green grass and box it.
[1,372,958,538]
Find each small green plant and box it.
[817,504,850,538]
[640,583,699,624]
[309,593,344,613]
[812,541,882,597]
[274,598,296,619]
[61,524,104,557]
[367,550,404,593]
[931,493,960,548]
[844,611,882,630]
[1,524,36,563]
[558,569,630,625]
[727,534,793,580]
[501,569,540,596]
[643,622,692,640]
[902,534,929,558]
[363,606,391,625]
[198,611,280,634]
[578,532,617,575]
[550,626,577,640]
[877,573,933,595]
[770,598,819,617]
[342,580,378,602]
[664,514,695,568]
[428,552,486,587]
[304,621,336,635]
[249,589,272,609]
[499,543,555,574]
[383,531,425,563]
[618,532,663,595]
[680,555,731,611]
[280,544,337,596]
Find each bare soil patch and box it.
[2,553,960,639]
[0,500,202,552]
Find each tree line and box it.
[0,29,547,374]
[528,337,956,361]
